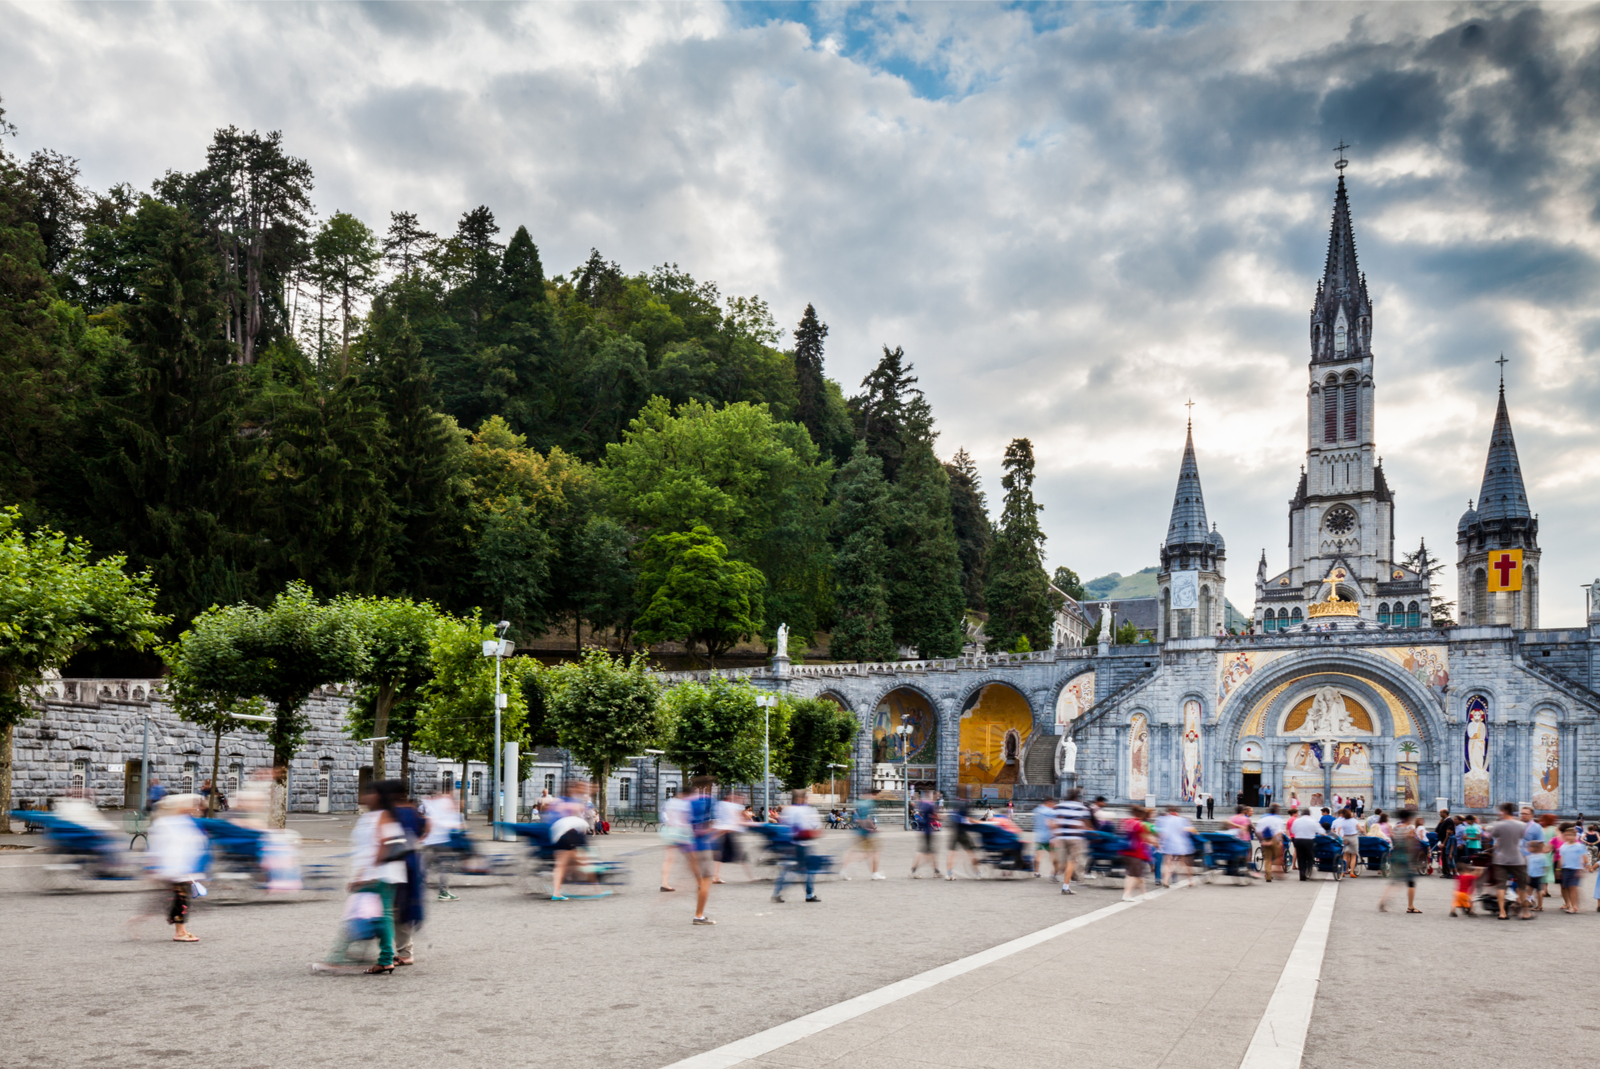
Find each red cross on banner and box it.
[1486,548,1523,592]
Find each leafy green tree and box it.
[163,582,369,826]
[887,442,966,658]
[781,696,856,792]
[829,444,896,663]
[1115,619,1139,645]
[21,147,88,277]
[167,687,267,818]
[1052,565,1086,601]
[550,511,636,652]
[338,595,442,780]
[985,438,1057,652]
[308,210,380,375]
[946,447,992,611]
[661,677,767,787]
[541,649,665,823]
[0,508,169,821]
[413,613,537,819]
[633,526,765,665]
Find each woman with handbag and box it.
[316,781,410,974]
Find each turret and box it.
[1158,422,1226,640]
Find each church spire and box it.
[1474,379,1531,522]
[1310,172,1372,363]
[1164,422,1210,546]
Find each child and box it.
[1557,824,1590,914]
[1450,862,1481,917]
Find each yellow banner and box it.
[1486,548,1524,592]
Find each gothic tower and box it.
[1256,171,1430,631]
[1158,422,1226,641]
[1457,379,1539,627]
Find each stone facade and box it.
[11,678,437,813]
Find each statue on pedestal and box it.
[776,622,789,658]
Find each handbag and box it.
[378,829,416,864]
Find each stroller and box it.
[973,820,1031,877]
[1195,832,1254,883]
[12,809,135,892]
[1357,835,1391,875]
[498,821,630,898]
[746,822,837,883]
[1083,828,1132,879]
[194,817,326,899]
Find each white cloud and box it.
[3,0,1599,621]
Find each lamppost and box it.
[756,694,779,821]
[481,620,513,838]
[895,718,914,829]
[827,762,847,806]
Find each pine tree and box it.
[985,438,1057,651]
[850,344,931,481]
[483,224,555,434]
[945,447,992,611]
[888,441,967,658]
[829,444,896,662]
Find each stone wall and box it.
[11,679,437,813]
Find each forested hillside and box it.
[0,108,1068,662]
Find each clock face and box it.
[1326,508,1356,536]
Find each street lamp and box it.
[481,620,513,837]
[894,718,914,829]
[827,763,847,806]
[756,694,779,822]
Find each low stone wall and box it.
[11,679,437,814]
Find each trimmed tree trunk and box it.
[372,682,395,781]
[597,759,610,825]
[270,743,294,829]
[0,721,14,833]
[208,725,223,818]
[401,737,411,790]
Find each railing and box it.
[655,646,1099,685]
[1066,668,1161,738]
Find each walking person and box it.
[1489,802,1532,921]
[1435,809,1458,877]
[839,791,885,881]
[391,783,426,965]
[1055,788,1091,894]
[1120,806,1155,900]
[772,790,822,903]
[316,780,409,974]
[1333,808,1362,878]
[550,781,600,901]
[1522,807,1550,911]
[1156,805,1195,886]
[1256,805,1285,882]
[1031,796,1056,878]
[146,793,206,943]
[944,795,978,880]
[659,786,692,892]
[1290,807,1320,881]
[421,787,461,901]
[1557,824,1590,913]
[910,792,941,878]
[712,789,753,884]
[1378,809,1422,913]
[686,777,718,925]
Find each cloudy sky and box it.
[5,1,1599,623]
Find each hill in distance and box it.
[1082,566,1250,631]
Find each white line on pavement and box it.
[661,882,1186,1069]
[1238,879,1339,1069]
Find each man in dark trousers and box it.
[1206,794,1215,821]
[1290,808,1321,880]
[1435,809,1458,877]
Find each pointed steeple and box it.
[1165,421,1210,546]
[1310,174,1372,363]
[1474,382,1531,522]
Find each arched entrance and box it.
[872,688,937,794]
[957,683,1033,799]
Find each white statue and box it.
[1099,603,1113,638]
[776,622,789,658]
[1056,734,1078,776]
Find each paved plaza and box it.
[3,821,1595,1069]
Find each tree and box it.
[163,582,369,826]
[661,677,767,787]
[0,508,169,822]
[781,696,856,792]
[850,344,932,481]
[22,148,88,276]
[309,211,380,374]
[829,444,896,663]
[985,438,1057,652]
[166,686,267,818]
[633,527,766,665]
[413,613,537,820]
[382,210,436,278]
[339,595,442,781]
[1401,541,1455,627]
[790,303,852,462]
[887,442,966,658]
[1052,565,1086,601]
[541,648,665,823]
[946,447,993,610]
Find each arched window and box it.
[1323,379,1339,442]
[1378,602,1390,625]
[1161,587,1171,642]
[1290,607,1304,627]
[1472,568,1488,625]
[1264,609,1277,633]
[1525,566,1538,628]
[1407,601,1421,628]
[1200,585,1212,634]
[1343,377,1359,439]
[71,758,89,794]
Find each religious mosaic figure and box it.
[1463,696,1490,809]
[1180,699,1202,802]
[1128,714,1149,800]
[1533,707,1559,810]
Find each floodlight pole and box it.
[483,621,511,838]
[756,694,778,822]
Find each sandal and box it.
[394,957,414,966]
[172,934,200,942]
[659,886,676,892]
[365,964,394,975]
[1406,908,1422,914]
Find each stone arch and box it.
[1047,667,1098,731]
[1218,648,1444,751]
[955,680,1037,794]
[864,683,943,794]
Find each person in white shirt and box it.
[1289,808,1322,881]
[1332,808,1363,877]
[659,789,693,892]
[712,790,752,884]
[421,790,461,901]
[773,790,823,903]
[148,793,207,942]
[1032,799,1057,878]
[1255,805,1286,882]
[1155,806,1195,886]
